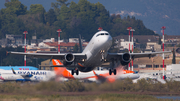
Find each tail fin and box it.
[52,59,66,75]
[52,59,74,79]
[79,34,83,53]
[11,68,16,74]
[93,70,115,83]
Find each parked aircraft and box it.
[0,59,139,83]
[0,69,55,82]
[0,66,38,70]
[52,59,140,83]
[8,29,171,75]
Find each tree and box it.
[172,48,176,64]
[29,4,45,14]
[58,5,70,21]
[51,0,70,15]
[29,4,46,24]
[54,0,70,6]
[0,0,157,42]
[46,8,57,26]
[3,0,27,16]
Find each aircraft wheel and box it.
[114,69,117,75]
[71,70,74,75]
[109,69,112,75]
[76,70,79,75]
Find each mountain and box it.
[0,0,180,35]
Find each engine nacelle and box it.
[120,53,131,66]
[63,53,75,66]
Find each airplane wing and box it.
[107,51,171,60]
[130,51,172,58]
[8,51,87,60]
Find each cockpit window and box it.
[96,33,109,37]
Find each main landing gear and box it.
[109,69,116,75]
[71,69,79,75]
[71,61,79,75]
[109,59,119,75]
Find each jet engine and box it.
[63,53,75,66]
[120,53,131,66]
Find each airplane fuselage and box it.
[79,31,112,72]
[0,69,139,83]
[0,70,55,82]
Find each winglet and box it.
[11,68,16,74]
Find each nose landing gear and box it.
[100,50,106,62]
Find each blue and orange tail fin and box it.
[52,59,74,79]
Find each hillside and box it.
[0,0,155,41]
[1,0,179,35]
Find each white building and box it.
[120,41,134,50]
[43,38,55,43]
[146,42,161,51]
[69,38,85,43]
[166,64,180,74]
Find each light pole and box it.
[23,31,28,66]
[130,29,135,71]
[127,27,132,70]
[161,26,166,79]
[57,29,62,54]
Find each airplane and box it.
[52,59,140,83]
[0,66,38,70]
[0,59,139,83]
[0,69,56,82]
[8,28,171,75]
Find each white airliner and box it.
[0,69,55,82]
[0,59,140,83]
[8,29,171,75]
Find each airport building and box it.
[133,53,180,73]
[40,59,53,70]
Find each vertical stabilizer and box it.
[52,59,74,79]
[52,59,66,75]
[79,34,83,53]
